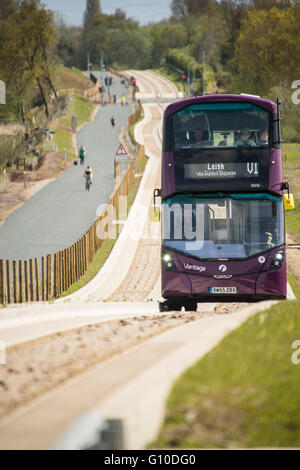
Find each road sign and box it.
[116,144,128,156]
[115,155,131,163]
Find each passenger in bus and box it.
[235,128,256,147]
[258,129,268,145]
[266,232,275,248]
[193,128,212,147]
[218,135,228,146]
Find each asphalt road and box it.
[0,73,132,260]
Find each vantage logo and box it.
[184,263,206,272]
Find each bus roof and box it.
[165,94,276,115]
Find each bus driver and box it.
[235,128,256,147]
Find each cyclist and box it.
[84,165,93,191]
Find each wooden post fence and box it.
[0,100,144,306]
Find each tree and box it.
[0,0,18,20]
[0,0,57,120]
[232,6,300,94]
[148,23,188,66]
[83,0,101,28]
[106,29,152,69]
[171,0,218,18]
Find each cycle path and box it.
[0,73,131,261]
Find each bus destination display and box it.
[184,162,259,179]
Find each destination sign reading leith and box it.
[184,162,259,179]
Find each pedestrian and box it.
[111,116,115,128]
[84,165,93,191]
[120,95,125,106]
[79,144,86,165]
[113,94,117,104]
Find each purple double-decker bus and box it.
[158,94,290,311]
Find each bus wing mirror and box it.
[151,188,161,222]
[283,193,295,211]
[150,206,161,222]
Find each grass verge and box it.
[53,65,88,92]
[51,94,95,161]
[283,143,300,242]
[152,293,300,449]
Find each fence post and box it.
[24,260,29,302]
[35,258,40,301]
[70,246,73,285]
[58,252,62,296]
[0,260,5,305]
[30,259,34,302]
[78,241,81,278]
[13,261,17,304]
[85,234,89,268]
[6,260,11,305]
[19,260,24,303]
[71,245,75,284]
[54,253,58,298]
[80,237,85,276]
[46,254,51,300]
[61,251,64,294]
[42,256,46,301]
[74,243,78,281]
[67,248,70,289]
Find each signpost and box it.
[115,144,131,194]
[43,128,56,176]
[0,80,5,104]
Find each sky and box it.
[42,0,172,26]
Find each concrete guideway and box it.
[0,71,295,450]
[0,302,158,347]
[0,300,278,450]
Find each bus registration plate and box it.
[209,287,237,294]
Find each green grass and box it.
[61,238,117,297]
[51,95,95,160]
[53,65,88,92]
[51,127,73,156]
[58,95,93,130]
[283,143,300,242]
[152,295,300,449]
[49,65,95,160]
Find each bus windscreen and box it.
[162,193,284,260]
[172,102,270,150]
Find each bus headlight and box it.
[162,252,177,272]
[270,250,285,270]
